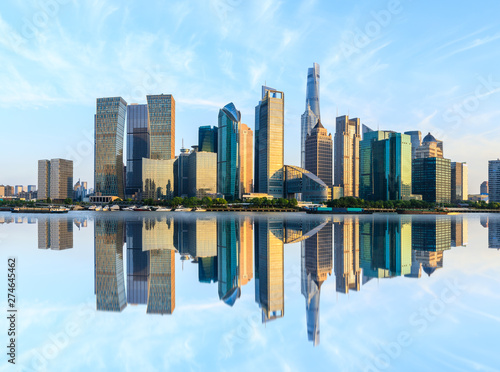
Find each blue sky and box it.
[1,0,500,193]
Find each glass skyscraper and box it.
[198,125,218,153]
[126,104,149,198]
[142,158,176,200]
[217,102,240,201]
[255,87,285,198]
[95,97,127,198]
[188,151,217,198]
[334,115,361,197]
[488,160,500,203]
[147,94,175,160]
[412,157,451,203]
[301,63,320,168]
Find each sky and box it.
[1,0,500,193]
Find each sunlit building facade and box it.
[334,217,361,293]
[147,249,175,314]
[38,158,73,201]
[255,87,285,198]
[239,123,254,197]
[334,115,361,197]
[305,121,332,196]
[95,97,127,198]
[188,151,217,198]
[38,218,73,250]
[142,158,176,200]
[451,162,468,203]
[147,94,175,160]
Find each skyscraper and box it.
[301,63,320,168]
[218,102,241,201]
[481,181,489,195]
[126,104,149,198]
[95,97,127,198]
[126,220,149,305]
[334,115,361,197]
[147,94,175,160]
[412,157,451,203]
[334,217,361,293]
[142,158,176,200]
[370,132,412,201]
[38,217,73,250]
[198,125,218,153]
[489,160,500,203]
[188,150,217,198]
[255,87,285,198]
[239,123,253,196]
[305,121,332,196]
[404,131,422,160]
[451,162,468,203]
[38,159,73,201]
[146,249,175,315]
[360,130,392,200]
[218,218,240,306]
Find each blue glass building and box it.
[198,125,218,153]
[217,103,240,201]
[126,104,149,198]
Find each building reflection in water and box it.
[488,217,500,249]
[86,213,484,343]
[38,217,74,250]
[95,219,127,312]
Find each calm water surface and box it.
[0,212,499,372]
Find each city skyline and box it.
[1,1,499,194]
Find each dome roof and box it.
[422,132,437,143]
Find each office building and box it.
[481,181,488,195]
[404,131,422,160]
[198,125,218,153]
[412,157,451,203]
[488,160,500,203]
[14,185,23,195]
[451,162,468,203]
[305,121,332,196]
[147,248,175,315]
[38,159,73,201]
[334,115,361,197]
[126,104,149,198]
[415,132,443,159]
[142,158,176,200]
[239,216,253,286]
[188,151,217,198]
[451,216,468,247]
[360,130,391,199]
[334,217,361,293]
[95,97,127,198]
[255,87,285,198]
[488,218,500,249]
[177,147,191,197]
[218,102,241,201]
[301,63,320,168]
[147,94,175,160]
[126,220,149,305]
[239,123,253,196]
[28,185,36,192]
[218,218,240,306]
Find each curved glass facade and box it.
[217,103,240,200]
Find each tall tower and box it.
[334,115,361,197]
[488,160,500,203]
[126,104,149,198]
[305,120,332,195]
[301,63,320,168]
[254,86,285,198]
[147,94,175,160]
[95,97,127,198]
[239,123,253,196]
[217,102,241,201]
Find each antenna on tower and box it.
[182,138,184,149]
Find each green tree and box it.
[64,198,73,205]
[171,197,183,207]
[201,196,213,207]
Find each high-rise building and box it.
[146,249,175,315]
[142,158,176,200]
[147,94,175,160]
[177,147,191,198]
[255,87,285,198]
[415,133,443,159]
[188,151,217,198]
[489,160,500,203]
[360,130,392,200]
[334,115,361,197]
[218,103,241,201]
[305,121,332,196]
[301,63,320,168]
[38,159,73,201]
[239,123,253,196]
[412,157,451,203]
[126,220,149,305]
[38,160,50,200]
[488,218,500,249]
[371,133,412,201]
[28,185,36,193]
[404,131,422,160]
[198,125,218,153]
[239,216,253,286]
[481,181,489,195]
[451,162,468,203]
[126,104,149,198]
[95,97,127,198]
